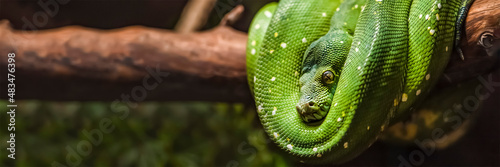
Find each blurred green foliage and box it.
[0,100,290,166]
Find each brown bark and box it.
[0,20,250,102]
[438,0,500,86]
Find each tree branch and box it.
[0,18,251,102]
[438,0,500,86]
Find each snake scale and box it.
[246,0,474,164]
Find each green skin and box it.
[297,0,364,122]
[247,0,473,164]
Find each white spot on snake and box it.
[402,93,408,102]
[258,104,264,113]
[271,77,276,81]
[264,11,272,18]
[337,117,342,122]
[344,142,348,148]
[336,8,340,12]
[322,13,327,17]
[429,29,435,35]
[355,4,359,8]
[251,40,256,46]
[361,5,366,12]
[253,76,256,83]
[334,103,338,107]
[274,32,278,37]
[340,41,344,43]
[436,14,440,21]
[425,14,430,20]
[428,27,431,30]
[419,14,422,19]
[357,66,361,70]
[358,41,361,45]
[272,107,277,115]
[255,24,260,29]
[446,46,449,52]
[426,74,430,80]
[317,153,322,157]
[273,132,279,138]
[270,50,274,54]
[313,147,318,152]
[295,71,299,76]
[355,48,359,52]
[280,43,287,48]
[302,37,307,43]
[438,3,442,9]
[287,144,293,150]
[376,0,382,2]
[251,49,256,55]
[416,89,421,96]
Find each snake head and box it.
[296,67,338,122]
[296,66,337,123]
[296,32,348,123]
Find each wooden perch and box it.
[0,2,497,102]
[438,0,500,86]
[0,7,250,102]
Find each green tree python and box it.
[246,0,475,164]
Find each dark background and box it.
[0,0,499,166]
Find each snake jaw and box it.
[296,101,328,122]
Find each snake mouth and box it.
[296,101,328,123]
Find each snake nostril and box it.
[308,101,315,106]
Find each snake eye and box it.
[479,32,494,48]
[322,70,335,85]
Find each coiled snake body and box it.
[247,0,473,163]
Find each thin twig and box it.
[175,0,217,33]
